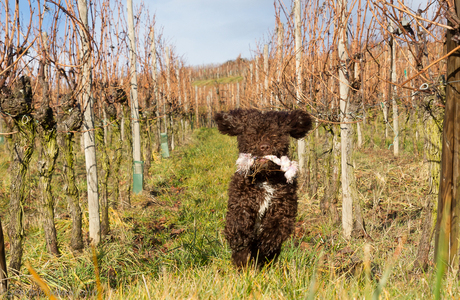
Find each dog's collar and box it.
[235,153,298,184]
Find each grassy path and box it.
[114,128,319,299]
[3,127,460,299]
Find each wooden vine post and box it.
[150,27,161,150]
[195,86,199,126]
[434,0,460,268]
[263,44,269,106]
[338,0,356,239]
[277,21,284,106]
[389,23,399,156]
[77,0,100,245]
[127,0,143,194]
[294,0,306,174]
[0,218,6,292]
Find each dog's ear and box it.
[214,109,245,136]
[285,110,313,139]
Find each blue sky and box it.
[142,0,277,66]
[9,0,279,68]
[10,0,432,68]
[141,0,433,67]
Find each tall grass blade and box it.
[434,229,448,300]
[91,245,103,300]
[372,238,404,300]
[26,263,58,300]
[306,251,323,300]
[142,274,151,300]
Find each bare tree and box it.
[0,0,35,273]
[58,91,84,251]
[36,57,60,256]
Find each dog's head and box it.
[214,109,312,160]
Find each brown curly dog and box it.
[214,109,313,267]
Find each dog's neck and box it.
[235,153,298,184]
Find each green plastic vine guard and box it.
[160,133,170,158]
[133,160,144,194]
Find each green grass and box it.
[0,123,457,299]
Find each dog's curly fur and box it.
[214,109,313,267]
